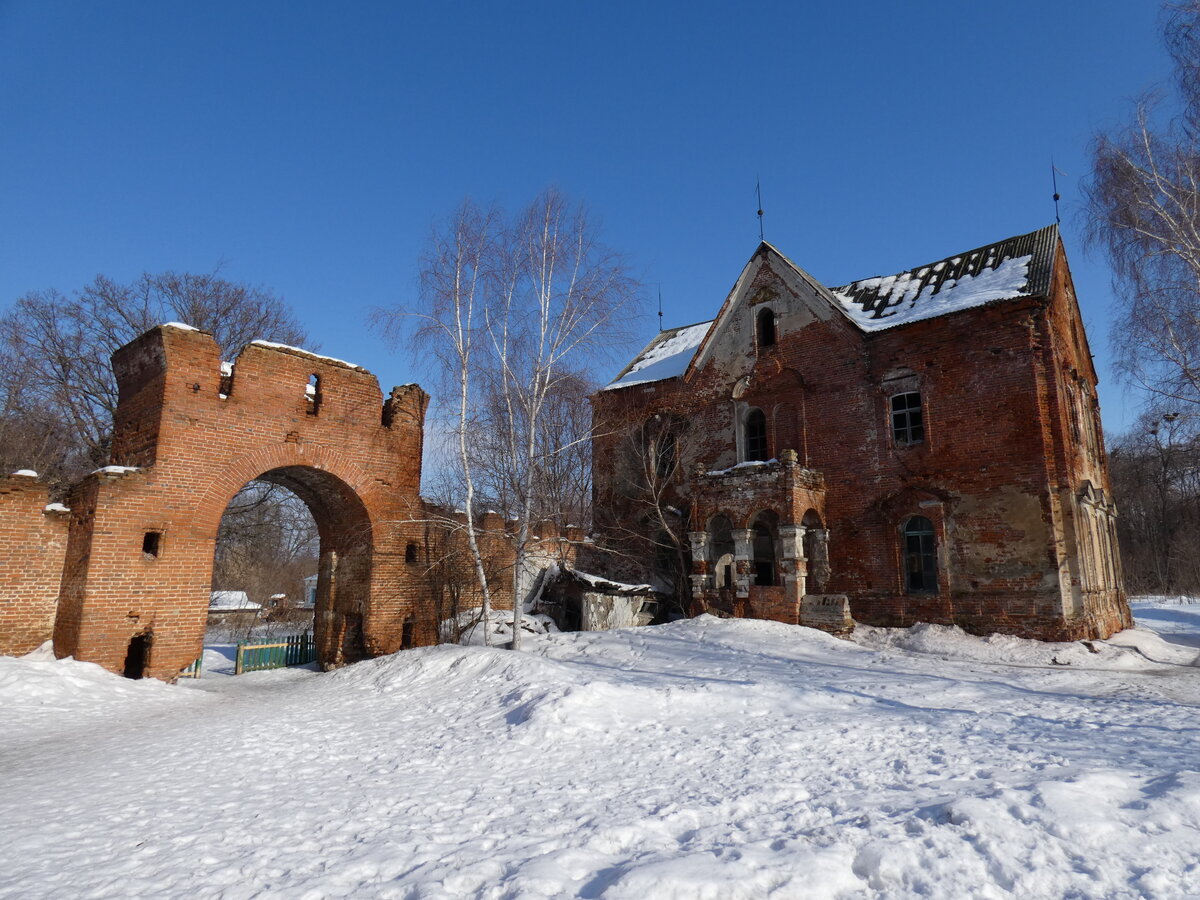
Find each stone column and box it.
[808,528,831,592]
[780,524,806,596]
[732,528,753,598]
[687,530,710,597]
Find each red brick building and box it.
[591,225,1132,641]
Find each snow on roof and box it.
[602,320,712,391]
[563,566,654,594]
[162,321,200,332]
[829,225,1057,332]
[209,590,260,611]
[249,341,366,372]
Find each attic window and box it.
[306,374,321,415]
[757,308,776,348]
[142,532,161,559]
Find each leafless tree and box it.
[381,190,641,648]
[1084,3,1200,419]
[379,202,502,642]
[0,270,310,483]
[1108,409,1200,594]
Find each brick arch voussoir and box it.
[194,443,378,543]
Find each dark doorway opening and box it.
[123,632,152,679]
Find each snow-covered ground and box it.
[2,603,1200,899]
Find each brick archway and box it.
[52,324,430,679]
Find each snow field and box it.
[1,613,1199,898]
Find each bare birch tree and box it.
[382,202,502,644]
[386,190,640,649]
[1084,2,1200,428]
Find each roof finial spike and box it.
[756,176,765,242]
[657,285,664,329]
[1051,159,1064,226]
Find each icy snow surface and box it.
[604,321,711,390]
[9,469,37,478]
[89,465,139,476]
[41,503,69,514]
[2,603,1200,898]
[833,255,1032,332]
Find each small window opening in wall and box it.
[745,408,769,461]
[123,631,152,679]
[405,542,418,564]
[401,618,415,650]
[306,374,321,415]
[757,308,776,348]
[891,392,924,445]
[142,531,161,559]
[904,516,937,592]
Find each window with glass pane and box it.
[745,408,768,461]
[891,392,924,445]
[904,516,937,592]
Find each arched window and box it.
[903,516,937,592]
[891,391,923,445]
[745,408,768,461]
[757,308,776,348]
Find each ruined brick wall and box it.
[592,241,1131,642]
[53,325,430,678]
[0,474,69,655]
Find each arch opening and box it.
[210,465,374,665]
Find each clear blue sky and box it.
[0,1,1170,434]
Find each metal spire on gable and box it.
[756,177,765,241]
[1051,160,1064,225]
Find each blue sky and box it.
[0,1,1170,433]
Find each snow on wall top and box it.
[829,225,1057,332]
[602,320,712,391]
[249,341,368,373]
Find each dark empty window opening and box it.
[757,308,776,348]
[891,392,924,445]
[904,516,937,593]
[123,631,152,679]
[745,408,768,461]
[405,542,418,564]
[401,618,416,650]
[306,374,321,415]
[142,532,161,559]
[752,520,776,586]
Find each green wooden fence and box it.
[235,632,316,674]
[178,656,202,679]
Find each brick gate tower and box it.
[52,324,429,679]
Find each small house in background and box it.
[207,590,261,629]
[539,567,660,632]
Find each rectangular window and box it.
[142,532,162,559]
[891,392,924,445]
